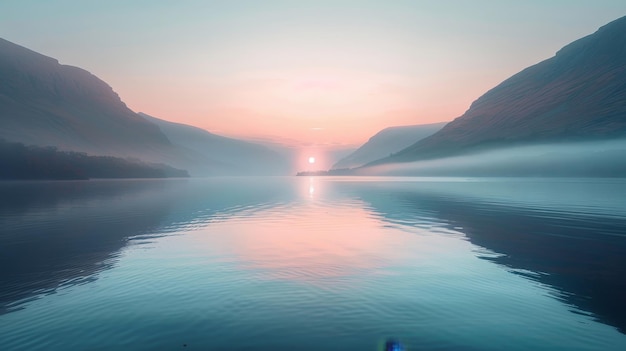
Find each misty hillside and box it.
[139,113,290,175]
[0,37,292,176]
[357,140,626,177]
[0,38,174,159]
[372,15,626,166]
[332,122,446,169]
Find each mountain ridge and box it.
[0,37,291,176]
[0,37,172,158]
[332,122,446,169]
[368,15,626,166]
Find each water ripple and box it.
[1,177,626,350]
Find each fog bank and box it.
[359,139,626,177]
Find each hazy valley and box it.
[2,5,626,351]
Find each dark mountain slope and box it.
[0,38,172,158]
[375,16,626,164]
[0,38,291,175]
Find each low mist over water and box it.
[1,177,625,350]
[362,139,626,177]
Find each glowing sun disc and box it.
[308,157,315,164]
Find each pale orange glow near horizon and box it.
[297,147,334,170]
[4,1,624,149]
[131,68,471,147]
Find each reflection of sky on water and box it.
[1,177,626,350]
[196,203,431,286]
[191,177,471,287]
[0,178,295,313]
[335,177,626,334]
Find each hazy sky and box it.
[2,0,625,147]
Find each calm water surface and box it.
[1,177,625,350]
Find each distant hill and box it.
[139,113,290,175]
[370,15,626,166]
[0,37,290,176]
[332,122,446,169]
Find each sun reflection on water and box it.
[308,177,315,198]
[189,178,465,289]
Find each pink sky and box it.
[127,67,493,147]
[2,1,624,149]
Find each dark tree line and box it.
[0,139,189,180]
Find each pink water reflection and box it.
[194,186,419,286]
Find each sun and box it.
[308,156,315,164]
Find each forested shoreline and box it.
[0,139,189,180]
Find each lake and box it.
[1,177,625,351]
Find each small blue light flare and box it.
[384,339,405,351]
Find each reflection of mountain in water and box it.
[347,180,626,334]
[0,179,293,314]
[4,177,626,338]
